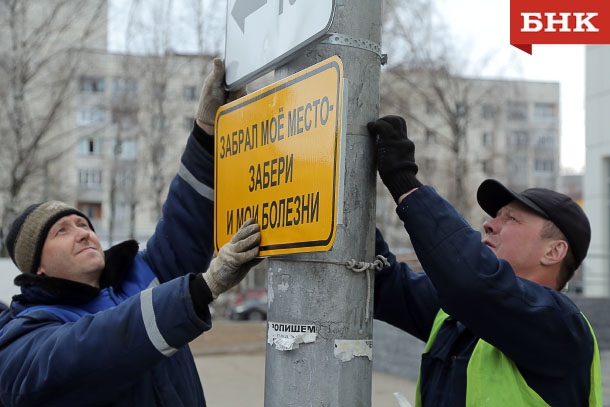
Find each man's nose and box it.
[483,218,496,234]
[75,227,91,240]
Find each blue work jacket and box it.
[0,128,216,406]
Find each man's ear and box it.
[36,266,46,276]
[541,240,568,266]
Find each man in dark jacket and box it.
[0,59,256,406]
[368,115,602,406]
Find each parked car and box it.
[228,296,268,321]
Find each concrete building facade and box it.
[584,45,610,297]
[377,70,561,258]
[69,50,210,244]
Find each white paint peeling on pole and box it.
[267,322,317,351]
[333,339,373,362]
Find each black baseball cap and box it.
[477,179,591,268]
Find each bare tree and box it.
[107,70,140,245]
[371,0,526,264]
[184,0,226,56]
[0,0,106,256]
[380,67,507,218]
[140,55,176,221]
[379,0,508,222]
[102,0,218,240]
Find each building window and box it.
[426,129,437,144]
[456,103,467,117]
[112,110,138,129]
[77,108,106,125]
[79,76,105,93]
[77,137,103,156]
[481,104,495,120]
[482,160,493,173]
[111,139,137,159]
[113,77,138,93]
[78,169,103,189]
[115,169,135,188]
[77,202,102,220]
[534,159,555,172]
[482,131,493,146]
[114,202,131,221]
[184,86,197,101]
[506,102,528,121]
[533,103,557,122]
[508,157,528,187]
[153,83,166,99]
[509,130,529,146]
[535,131,556,147]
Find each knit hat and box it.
[477,179,591,269]
[5,201,94,274]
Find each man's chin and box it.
[80,252,105,272]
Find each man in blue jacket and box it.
[368,115,602,406]
[0,59,256,406]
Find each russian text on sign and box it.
[214,56,344,256]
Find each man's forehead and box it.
[52,213,88,226]
[502,200,544,217]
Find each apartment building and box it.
[377,69,560,258]
[71,50,210,245]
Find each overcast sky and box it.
[437,0,586,174]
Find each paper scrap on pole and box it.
[267,322,317,351]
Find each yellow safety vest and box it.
[415,309,602,406]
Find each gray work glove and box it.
[196,58,247,126]
[202,218,261,299]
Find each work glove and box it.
[202,218,261,299]
[196,58,247,126]
[367,115,422,203]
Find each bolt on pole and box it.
[264,1,383,406]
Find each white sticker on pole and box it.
[267,322,317,351]
[333,339,373,362]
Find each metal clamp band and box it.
[320,33,387,65]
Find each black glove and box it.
[367,115,422,202]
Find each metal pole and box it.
[264,1,382,405]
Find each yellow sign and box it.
[214,56,343,256]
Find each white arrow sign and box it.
[230,0,266,32]
[224,0,335,90]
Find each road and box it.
[195,353,417,406]
[190,320,417,406]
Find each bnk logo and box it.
[510,0,610,54]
